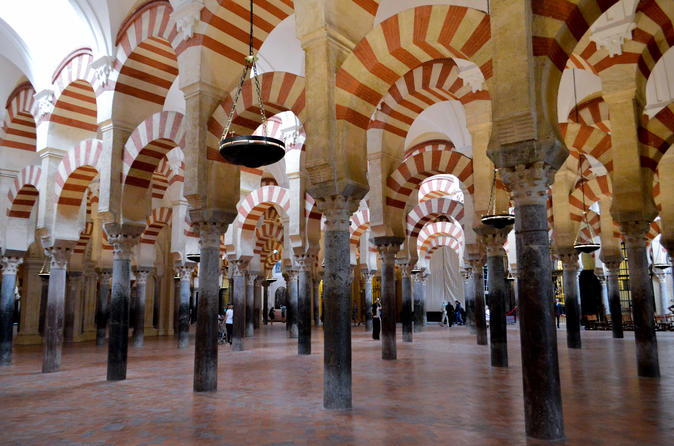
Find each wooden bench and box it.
[622,314,634,331]
[655,316,671,331]
[585,314,599,330]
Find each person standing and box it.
[372,299,381,340]
[440,301,449,327]
[455,300,464,326]
[225,304,234,345]
[446,301,455,327]
[555,299,563,329]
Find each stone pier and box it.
[286,269,298,338]
[413,273,424,332]
[95,269,111,345]
[246,273,257,337]
[132,269,151,347]
[253,277,261,329]
[64,271,82,343]
[399,264,413,343]
[230,260,248,352]
[559,251,582,349]
[0,255,23,365]
[176,262,195,349]
[296,253,315,355]
[262,280,269,325]
[469,256,487,346]
[362,270,374,331]
[375,237,403,360]
[42,244,73,373]
[462,267,475,333]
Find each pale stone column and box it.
[295,253,316,355]
[175,262,196,349]
[468,257,487,345]
[253,276,262,329]
[603,259,623,339]
[313,270,322,326]
[462,267,475,333]
[16,257,41,345]
[596,273,609,317]
[620,221,660,377]
[362,270,374,331]
[477,225,513,368]
[1,256,23,365]
[654,271,668,316]
[81,264,99,340]
[375,237,403,360]
[42,244,73,373]
[398,263,413,343]
[558,250,582,349]
[64,271,83,343]
[132,268,152,347]
[39,274,49,337]
[230,259,248,352]
[95,269,111,345]
[246,273,257,337]
[104,224,142,381]
[501,162,563,438]
[285,269,299,338]
[413,273,424,332]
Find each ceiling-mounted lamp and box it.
[573,155,600,254]
[481,168,515,229]
[218,0,285,168]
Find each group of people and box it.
[217,304,234,345]
[441,301,465,327]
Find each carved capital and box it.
[247,273,259,286]
[45,246,72,270]
[295,254,316,273]
[500,161,554,207]
[97,269,112,282]
[33,89,55,120]
[374,237,403,265]
[91,56,115,89]
[104,223,143,260]
[230,259,249,277]
[134,268,153,285]
[175,262,196,281]
[361,270,375,282]
[170,0,204,43]
[194,220,227,250]
[396,260,412,278]
[286,269,299,281]
[461,267,472,280]
[0,256,23,275]
[475,225,511,257]
[557,251,580,273]
[619,220,650,247]
[316,195,360,232]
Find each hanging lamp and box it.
[573,155,600,254]
[38,257,50,278]
[481,168,515,229]
[218,0,285,168]
[186,253,200,263]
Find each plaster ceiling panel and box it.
[405,101,472,158]
[557,69,602,124]
[255,15,305,77]
[164,76,186,114]
[646,48,674,118]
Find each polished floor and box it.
[0,323,672,445]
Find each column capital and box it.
[97,268,112,281]
[229,259,249,277]
[374,237,403,265]
[414,273,428,285]
[467,256,485,271]
[361,270,375,282]
[133,268,153,285]
[602,255,622,276]
[556,250,580,272]
[192,220,228,250]
[45,245,73,270]
[247,273,260,286]
[475,225,511,257]
[175,262,197,281]
[618,220,651,247]
[103,223,143,260]
[499,161,554,207]
[294,253,316,272]
[316,195,360,232]
[396,260,412,278]
[0,256,23,275]
[286,269,299,281]
[461,267,472,280]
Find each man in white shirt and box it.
[225,305,234,345]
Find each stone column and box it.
[246,273,257,337]
[105,225,142,381]
[296,253,316,355]
[132,269,151,347]
[313,271,322,326]
[621,221,660,377]
[95,269,111,345]
[42,244,73,373]
[64,271,83,343]
[318,195,358,409]
[253,277,262,329]
[262,280,269,325]
[1,256,23,365]
[173,275,180,334]
[175,262,196,349]
[477,225,512,368]
[596,273,609,318]
[413,273,423,332]
[81,264,99,340]
[39,273,49,337]
[462,267,475,333]
[399,264,413,343]
[501,162,563,439]
[362,270,374,331]
[16,257,41,345]
[152,273,160,329]
[654,271,668,316]
[375,237,403,360]
[230,260,248,352]
[603,259,624,338]
[285,269,298,338]
[193,221,226,392]
[469,257,488,345]
[559,251,582,349]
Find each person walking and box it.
[225,304,234,345]
[372,299,381,340]
[555,299,563,328]
[268,307,275,326]
[446,301,455,327]
[455,300,464,325]
[440,301,449,327]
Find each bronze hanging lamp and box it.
[481,168,515,229]
[186,253,200,263]
[573,155,600,254]
[218,0,285,168]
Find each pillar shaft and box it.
[231,261,247,352]
[253,278,261,329]
[401,269,413,343]
[39,275,49,337]
[176,263,195,349]
[363,271,373,331]
[262,283,269,325]
[313,274,321,326]
[297,266,313,355]
[470,259,487,345]
[413,274,424,332]
[487,251,508,367]
[286,270,298,338]
[0,257,22,365]
[559,253,582,349]
[375,237,403,360]
[133,270,151,347]
[42,246,72,373]
[462,268,476,333]
[246,274,256,337]
[64,271,82,342]
[95,270,111,345]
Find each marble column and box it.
[399,264,413,343]
[319,196,358,409]
[262,280,269,325]
[132,269,151,347]
[621,221,660,378]
[603,259,623,339]
[253,277,262,329]
[375,237,403,360]
[246,273,256,337]
[42,245,73,373]
[64,271,83,343]
[559,251,582,349]
[501,162,563,439]
[95,269,111,345]
[313,272,322,326]
[469,258,488,345]
[596,273,609,318]
[1,256,23,365]
[105,225,141,381]
[152,273,160,329]
[477,225,512,368]
[654,271,668,316]
[176,262,196,349]
[286,269,299,338]
[230,260,248,352]
[193,221,226,392]
[39,274,49,337]
[296,254,316,355]
[173,275,180,334]
[362,270,374,331]
[413,273,423,332]
[16,257,41,345]
[462,267,476,333]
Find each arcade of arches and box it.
[1,0,674,443]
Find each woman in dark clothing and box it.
[372,300,381,340]
[446,301,455,327]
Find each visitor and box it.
[440,301,449,327]
[353,304,359,327]
[446,301,455,327]
[372,299,381,340]
[225,304,234,345]
[485,305,490,327]
[269,307,275,325]
[455,300,464,325]
[555,299,563,328]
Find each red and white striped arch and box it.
[111,1,179,105]
[350,208,370,246]
[1,82,36,152]
[418,174,463,203]
[336,5,492,130]
[407,197,464,241]
[567,95,610,134]
[417,221,464,255]
[48,49,98,132]
[421,235,462,262]
[141,207,173,244]
[639,103,674,171]
[53,139,103,206]
[569,175,611,222]
[207,72,306,164]
[387,147,473,209]
[6,165,41,218]
[565,53,597,75]
[560,122,613,173]
[122,111,184,187]
[236,186,291,232]
[369,59,489,138]
[73,221,94,255]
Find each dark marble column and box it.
[501,162,564,439]
[319,195,359,409]
[462,267,476,333]
[313,271,321,326]
[413,273,423,332]
[176,262,196,349]
[230,260,248,352]
[64,271,82,342]
[253,277,261,329]
[286,269,299,338]
[477,225,512,368]
[296,254,315,355]
[468,257,487,345]
[95,269,111,345]
[362,270,374,331]
[603,259,623,338]
[152,273,160,329]
[621,221,660,378]
[262,280,269,325]
[104,224,142,381]
[375,237,403,360]
[559,251,582,349]
[246,273,256,337]
[173,275,180,334]
[42,244,73,373]
[132,269,151,347]
[399,264,413,343]
[1,256,23,366]
[39,273,49,337]
[193,221,227,392]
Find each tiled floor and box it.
[0,324,672,445]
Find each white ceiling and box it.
[405,100,472,158]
